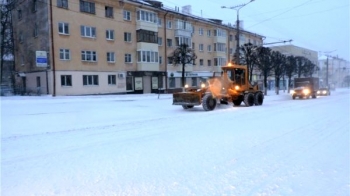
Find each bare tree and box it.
[271,51,286,95]
[285,55,297,93]
[168,44,197,88]
[240,43,257,83]
[303,59,318,77]
[255,46,273,95]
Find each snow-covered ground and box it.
[1,89,349,196]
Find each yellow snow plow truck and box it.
[172,63,264,111]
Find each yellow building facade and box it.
[12,0,264,95]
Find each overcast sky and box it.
[161,0,350,61]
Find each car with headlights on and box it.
[291,77,320,99]
[317,87,330,96]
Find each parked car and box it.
[317,87,331,96]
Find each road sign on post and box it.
[36,51,48,67]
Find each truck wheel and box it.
[254,92,264,105]
[292,94,296,99]
[202,94,217,111]
[182,105,194,109]
[244,93,254,107]
[233,100,242,106]
[312,94,316,98]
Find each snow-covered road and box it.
[1,89,349,196]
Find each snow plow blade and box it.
[172,92,202,106]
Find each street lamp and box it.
[222,0,255,65]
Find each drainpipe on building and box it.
[164,11,169,93]
[49,0,56,96]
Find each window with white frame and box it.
[214,57,226,66]
[83,75,98,86]
[136,9,157,23]
[158,37,162,46]
[214,43,226,52]
[137,51,159,63]
[167,20,172,29]
[81,50,97,62]
[199,44,204,51]
[107,52,115,62]
[60,49,70,60]
[125,54,132,63]
[123,10,131,21]
[167,39,172,47]
[207,59,211,66]
[169,77,175,88]
[175,36,191,46]
[106,29,114,40]
[198,28,203,35]
[207,45,212,52]
[175,19,192,31]
[159,56,162,64]
[124,32,131,42]
[61,75,72,86]
[207,30,211,37]
[191,77,197,86]
[214,28,227,37]
[108,75,116,85]
[158,18,162,26]
[80,25,96,38]
[58,22,69,35]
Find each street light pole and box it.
[222,0,255,65]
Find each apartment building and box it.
[12,0,264,95]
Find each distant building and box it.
[11,0,264,95]
[318,56,350,88]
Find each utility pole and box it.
[222,0,255,65]
[321,50,336,88]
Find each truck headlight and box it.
[290,90,295,94]
[303,89,310,94]
[317,90,320,94]
[201,83,206,88]
[322,90,327,94]
[235,85,240,90]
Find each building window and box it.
[58,22,69,35]
[80,0,95,14]
[60,49,70,60]
[198,28,203,35]
[80,25,96,38]
[136,29,157,43]
[158,18,162,26]
[191,77,197,87]
[19,32,23,43]
[214,43,226,52]
[57,0,68,9]
[167,20,172,29]
[108,75,116,85]
[81,50,97,62]
[199,44,203,51]
[137,51,159,63]
[32,0,37,12]
[169,77,175,88]
[158,37,162,46]
[61,75,72,86]
[175,36,191,46]
[106,29,114,40]
[125,54,132,63]
[107,52,115,62]
[136,9,157,23]
[192,42,195,49]
[167,39,172,47]
[123,10,131,21]
[208,59,211,66]
[105,6,113,18]
[126,76,133,90]
[207,30,211,37]
[159,56,162,64]
[229,35,233,41]
[214,57,226,66]
[33,22,38,37]
[83,75,98,86]
[36,76,41,87]
[199,59,203,66]
[18,9,22,20]
[124,32,132,42]
[207,45,211,52]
